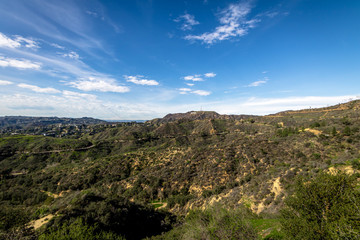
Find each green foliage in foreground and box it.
[153,204,258,240]
[281,172,360,240]
[39,218,124,240]
[43,192,175,240]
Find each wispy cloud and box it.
[17,83,60,93]
[86,10,99,18]
[0,32,39,49]
[69,77,130,93]
[50,43,65,49]
[0,56,41,70]
[186,83,195,86]
[179,88,211,96]
[204,72,216,78]
[62,51,80,60]
[185,1,260,44]
[179,88,192,94]
[184,75,203,81]
[174,13,200,31]
[0,1,112,56]
[14,36,39,49]
[248,77,268,87]
[248,80,266,87]
[125,75,159,86]
[192,90,211,96]
[0,33,21,48]
[0,32,128,93]
[184,72,216,81]
[62,90,97,101]
[0,80,13,85]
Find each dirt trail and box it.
[28,214,54,230]
[271,177,282,198]
[304,128,322,136]
[16,144,96,155]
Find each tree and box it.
[331,127,337,136]
[344,126,352,136]
[281,172,360,239]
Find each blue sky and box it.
[0,0,359,120]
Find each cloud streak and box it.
[0,32,39,49]
[192,90,211,96]
[0,32,130,93]
[69,77,130,93]
[0,56,41,70]
[17,83,60,93]
[183,72,216,82]
[62,51,80,60]
[0,80,13,85]
[174,13,200,31]
[178,88,211,96]
[125,75,159,86]
[185,1,260,44]
[247,77,268,87]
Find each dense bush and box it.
[39,218,125,240]
[281,172,360,239]
[45,192,175,240]
[154,204,258,240]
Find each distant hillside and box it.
[271,99,360,116]
[150,111,255,124]
[0,116,106,128]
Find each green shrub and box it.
[351,158,360,170]
[39,218,125,240]
[281,172,360,239]
[155,204,258,240]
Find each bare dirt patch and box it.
[29,214,54,230]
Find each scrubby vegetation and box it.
[281,172,360,239]
[1,101,360,239]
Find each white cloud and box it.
[262,11,279,18]
[248,77,268,87]
[14,36,39,48]
[125,75,159,86]
[185,1,260,44]
[179,88,192,92]
[192,90,211,96]
[0,80,13,85]
[62,51,80,60]
[0,32,39,49]
[186,83,195,86]
[86,10,98,18]
[178,87,211,96]
[69,76,130,93]
[204,72,216,78]
[0,32,130,94]
[175,13,200,31]
[0,32,21,48]
[184,72,216,81]
[51,43,65,49]
[0,56,41,70]
[62,90,97,101]
[184,75,204,81]
[17,83,60,93]
[248,80,266,87]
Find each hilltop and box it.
[150,111,254,124]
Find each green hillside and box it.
[1,101,360,239]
